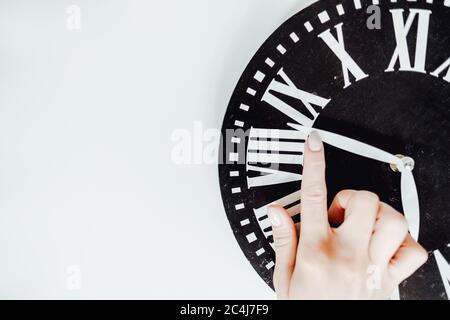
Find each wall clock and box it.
[219,0,450,300]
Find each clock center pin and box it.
[390,155,415,172]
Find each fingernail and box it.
[308,130,322,152]
[268,207,282,228]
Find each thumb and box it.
[269,205,298,299]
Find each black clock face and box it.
[218,0,450,300]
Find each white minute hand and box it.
[287,122,420,241]
[287,123,402,166]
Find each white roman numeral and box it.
[386,9,432,74]
[262,69,331,128]
[253,190,301,240]
[247,128,304,188]
[434,249,450,300]
[430,57,450,83]
[318,23,369,88]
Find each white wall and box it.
[0,0,314,299]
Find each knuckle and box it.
[337,189,356,197]
[379,202,392,212]
[386,213,409,234]
[302,184,327,203]
[354,190,380,205]
[273,229,293,249]
[414,245,429,264]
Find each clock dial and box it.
[218,0,450,299]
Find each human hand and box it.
[269,131,428,300]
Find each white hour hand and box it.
[401,170,420,241]
[287,122,402,166]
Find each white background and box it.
[0,0,314,299]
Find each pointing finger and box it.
[300,131,330,241]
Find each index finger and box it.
[300,130,330,239]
